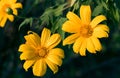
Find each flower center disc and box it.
[80,25,93,38]
[2,4,13,14]
[37,48,47,57]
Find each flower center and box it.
[6,7,13,15]
[2,4,13,15]
[80,25,93,38]
[37,47,48,58]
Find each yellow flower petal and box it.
[33,59,47,76]
[49,48,64,58]
[46,34,61,49]
[7,15,14,22]
[91,36,102,51]
[24,31,41,47]
[0,17,7,27]
[80,5,91,25]
[20,49,36,60]
[93,26,109,38]
[13,9,18,15]
[10,0,17,3]
[23,60,35,71]
[63,33,79,46]
[94,24,109,33]
[47,54,63,66]
[86,38,96,53]
[73,37,84,54]
[90,15,107,28]
[45,58,58,74]
[12,3,23,9]
[41,28,51,46]
[67,12,82,25]
[18,44,35,52]
[62,21,81,33]
[79,39,87,56]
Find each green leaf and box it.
[58,27,65,40]
[113,8,120,22]
[53,3,67,16]
[51,17,67,33]
[40,3,67,27]
[92,5,103,16]
[101,0,109,10]
[40,8,53,26]
[72,0,79,12]
[19,18,33,30]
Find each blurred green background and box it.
[0,0,120,78]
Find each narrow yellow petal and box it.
[63,33,79,46]
[23,60,35,71]
[94,24,109,33]
[73,37,84,54]
[49,48,64,58]
[33,59,47,76]
[24,31,41,47]
[13,9,18,15]
[67,12,82,25]
[41,28,51,46]
[12,3,23,9]
[93,27,109,38]
[46,34,61,49]
[79,39,87,56]
[80,5,91,25]
[47,54,63,66]
[91,36,102,51]
[18,44,35,52]
[7,15,14,22]
[10,0,16,3]
[20,50,36,60]
[86,38,96,53]
[45,58,58,74]
[90,15,107,28]
[62,21,81,33]
[0,17,7,27]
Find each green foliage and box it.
[19,17,33,30]
[1,0,120,78]
[92,5,103,16]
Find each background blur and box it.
[0,0,120,78]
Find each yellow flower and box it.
[62,5,109,56]
[0,0,22,27]
[18,28,64,76]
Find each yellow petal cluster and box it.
[62,5,109,56]
[0,0,22,27]
[18,28,64,76]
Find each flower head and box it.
[0,0,22,27]
[62,5,109,56]
[18,28,64,76]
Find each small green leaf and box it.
[51,17,67,34]
[40,8,53,26]
[19,18,33,30]
[92,5,103,16]
[72,0,79,12]
[101,0,109,10]
[53,3,67,16]
[113,8,120,22]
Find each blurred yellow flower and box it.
[62,5,109,56]
[18,28,64,76]
[0,0,22,27]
